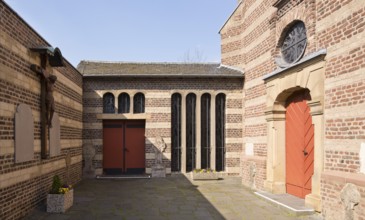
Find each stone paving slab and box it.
[25,175,323,220]
[255,191,315,216]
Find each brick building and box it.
[0,2,83,219]
[79,61,244,177]
[220,0,365,219]
[1,0,365,219]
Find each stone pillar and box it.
[114,92,119,114]
[130,93,134,114]
[181,94,187,173]
[305,100,324,211]
[196,94,202,169]
[264,109,286,194]
[210,95,216,170]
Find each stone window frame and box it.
[171,92,182,172]
[275,20,307,68]
[170,91,226,173]
[263,53,325,212]
[118,92,130,114]
[273,0,316,69]
[133,92,145,114]
[101,91,147,115]
[103,92,115,114]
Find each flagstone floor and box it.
[25,175,323,220]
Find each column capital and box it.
[307,100,323,116]
[265,110,286,122]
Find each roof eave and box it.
[82,74,244,79]
[218,1,243,34]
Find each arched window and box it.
[216,93,226,171]
[186,93,196,172]
[118,93,130,113]
[133,93,145,113]
[171,93,182,172]
[103,93,115,114]
[201,93,211,169]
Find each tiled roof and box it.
[78,61,244,78]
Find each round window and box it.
[281,21,307,64]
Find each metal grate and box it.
[133,93,145,113]
[171,93,182,172]
[201,93,211,169]
[281,21,307,64]
[118,93,130,113]
[103,93,115,113]
[215,93,226,171]
[186,93,196,172]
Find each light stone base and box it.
[264,180,286,194]
[151,165,166,178]
[305,193,322,212]
[83,169,95,179]
[191,172,219,180]
[47,189,73,213]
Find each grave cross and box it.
[30,47,63,159]
[30,64,57,128]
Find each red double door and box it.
[103,120,145,175]
[285,91,314,198]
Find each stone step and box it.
[254,191,316,216]
[96,174,151,179]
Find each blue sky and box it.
[5,1,237,67]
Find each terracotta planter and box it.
[47,189,73,213]
[191,172,219,180]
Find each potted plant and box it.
[47,175,73,213]
[191,168,220,180]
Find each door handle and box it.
[303,150,308,156]
[124,148,129,152]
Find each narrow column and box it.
[114,92,119,114]
[181,94,187,173]
[210,94,216,170]
[264,110,286,194]
[196,94,201,169]
[306,101,324,211]
[130,93,134,114]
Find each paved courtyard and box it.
[25,175,323,220]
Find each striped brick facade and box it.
[2,0,365,219]
[0,2,83,219]
[80,62,244,177]
[221,0,365,218]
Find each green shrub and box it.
[50,175,62,194]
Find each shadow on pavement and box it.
[25,175,226,220]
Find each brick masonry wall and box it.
[221,0,365,216]
[317,0,365,216]
[316,0,365,168]
[221,0,275,189]
[83,77,243,176]
[321,171,365,220]
[0,2,83,219]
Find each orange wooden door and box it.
[103,120,145,174]
[125,120,146,174]
[103,121,124,173]
[286,91,314,198]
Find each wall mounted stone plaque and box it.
[15,104,34,163]
[82,143,96,178]
[341,183,360,220]
[50,113,61,157]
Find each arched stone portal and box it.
[263,54,325,211]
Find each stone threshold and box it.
[96,174,151,179]
[254,191,315,216]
